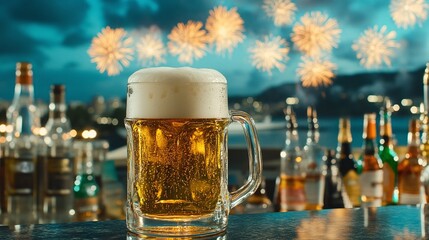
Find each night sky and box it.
[0,0,428,103]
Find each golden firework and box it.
[88,26,133,76]
[263,0,297,26]
[390,0,429,29]
[352,25,400,69]
[297,56,336,87]
[291,11,341,57]
[168,20,208,64]
[136,26,166,66]
[206,6,245,55]
[249,35,289,75]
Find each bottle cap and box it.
[51,84,66,103]
[363,113,377,139]
[16,62,33,85]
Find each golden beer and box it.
[126,118,229,219]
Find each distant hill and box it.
[230,65,427,117]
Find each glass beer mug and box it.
[125,67,262,237]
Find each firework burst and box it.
[297,56,336,87]
[206,6,245,55]
[352,25,400,68]
[249,35,289,75]
[168,21,208,64]
[291,11,341,57]
[88,26,133,76]
[390,0,429,29]
[135,27,166,66]
[263,0,297,26]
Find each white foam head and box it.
[126,67,229,119]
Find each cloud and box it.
[62,30,92,47]
[102,0,216,30]
[8,0,89,30]
[0,15,48,65]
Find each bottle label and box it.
[280,187,306,211]
[343,170,361,206]
[360,170,383,206]
[305,174,325,206]
[45,157,73,195]
[5,157,35,195]
[399,193,420,205]
[399,172,421,205]
[382,164,395,203]
[279,176,306,211]
[74,196,99,220]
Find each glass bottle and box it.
[323,149,346,209]
[302,106,326,210]
[421,63,429,176]
[92,140,109,220]
[73,141,99,221]
[378,97,399,205]
[4,62,41,224]
[244,177,273,214]
[359,113,383,208]
[274,106,306,212]
[420,62,429,204]
[398,119,426,205]
[337,117,360,207]
[40,85,74,223]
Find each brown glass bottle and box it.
[398,119,426,205]
[359,113,383,207]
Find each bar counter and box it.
[0,205,426,239]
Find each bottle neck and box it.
[424,65,429,112]
[379,114,393,147]
[49,101,67,119]
[286,129,300,148]
[408,129,420,147]
[338,141,353,157]
[13,83,34,104]
[306,128,319,144]
[363,138,378,156]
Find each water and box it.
[228,116,411,150]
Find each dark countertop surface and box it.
[0,205,426,239]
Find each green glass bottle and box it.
[73,141,99,221]
[378,97,399,205]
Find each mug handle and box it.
[229,110,263,208]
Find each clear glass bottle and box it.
[420,62,429,204]
[337,117,361,207]
[378,97,399,205]
[40,85,74,223]
[359,113,383,208]
[274,106,306,212]
[398,119,426,205]
[302,106,326,210]
[244,177,273,214]
[73,141,99,221]
[4,62,40,224]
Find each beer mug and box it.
[125,67,262,237]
